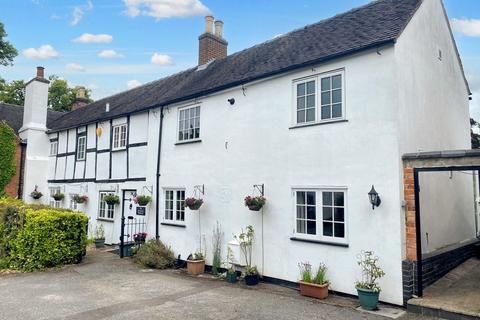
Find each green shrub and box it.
[0,123,16,195]
[134,239,176,269]
[9,208,88,271]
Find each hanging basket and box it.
[134,195,151,206]
[244,196,266,211]
[73,194,88,204]
[30,191,43,200]
[103,194,120,205]
[185,197,203,210]
[52,193,65,201]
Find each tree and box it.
[471,118,480,149]
[0,76,92,111]
[0,122,16,195]
[0,21,17,66]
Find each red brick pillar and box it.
[404,167,417,261]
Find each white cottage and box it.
[15,0,477,305]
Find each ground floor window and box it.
[49,187,61,208]
[294,188,347,243]
[164,189,185,223]
[98,192,115,220]
[69,194,78,210]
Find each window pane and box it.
[296,206,305,219]
[332,75,342,89]
[322,192,332,205]
[195,107,200,117]
[307,220,316,235]
[323,206,332,221]
[306,192,316,205]
[321,77,330,91]
[323,222,333,236]
[334,223,345,238]
[332,104,342,118]
[297,192,305,205]
[194,128,200,139]
[334,192,344,206]
[297,220,305,234]
[307,206,316,220]
[306,95,315,108]
[297,97,305,110]
[332,89,342,103]
[297,83,305,96]
[306,109,315,122]
[334,208,344,221]
[321,106,331,119]
[306,81,315,94]
[297,110,305,123]
[321,92,330,105]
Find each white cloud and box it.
[22,45,59,59]
[127,79,142,89]
[65,63,86,72]
[73,33,113,43]
[123,0,210,20]
[151,52,173,65]
[451,18,480,37]
[98,49,124,58]
[71,0,93,26]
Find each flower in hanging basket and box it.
[103,193,120,205]
[73,194,88,204]
[244,195,266,211]
[185,197,203,210]
[133,232,148,243]
[52,192,65,201]
[30,187,43,200]
[134,195,151,206]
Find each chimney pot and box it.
[36,66,45,79]
[76,86,86,99]
[214,20,224,38]
[205,15,214,34]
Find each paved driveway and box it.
[0,250,436,320]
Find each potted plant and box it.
[244,196,266,211]
[133,232,147,244]
[298,261,329,299]
[103,194,120,206]
[234,225,259,285]
[134,195,151,206]
[355,251,385,310]
[52,192,64,201]
[30,186,43,200]
[185,197,203,210]
[225,247,237,283]
[186,251,205,275]
[73,194,88,204]
[94,225,105,248]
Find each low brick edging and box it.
[402,240,479,304]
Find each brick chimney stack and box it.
[71,86,89,111]
[198,16,227,65]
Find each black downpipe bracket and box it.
[155,108,164,239]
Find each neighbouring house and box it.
[9,0,479,305]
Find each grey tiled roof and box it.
[0,103,64,134]
[48,0,422,132]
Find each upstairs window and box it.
[112,124,127,150]
[178,106,200,142]
[164,189,185,223]
[77,136,86,161]
[293,70,344,125]
[49,141,58,156]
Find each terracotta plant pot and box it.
[186,259,205,275]
[299,281,329,299]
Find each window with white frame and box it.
[69,195,78,210]
[77,135,86,160]
[178,106,200,142]
[293,70,344,125]
[112,124,127,150]
[98,192,115,220]
[49,141,58,156]
[164,189,185,223]
[49,187,61,208]
[294,188,346,242]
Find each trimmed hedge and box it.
[0,122,16,195]
[0,197,88,271]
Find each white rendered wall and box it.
[395,0,476,256]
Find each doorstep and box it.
[356,306,406,319]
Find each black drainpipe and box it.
[18,141,27,199]
[155,107,164,239]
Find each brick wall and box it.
[198,33,227,65]
[404,167,417,260]
[4,142,22,198]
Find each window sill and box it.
[175,139,202,146]
[97,218,114,223]
[161,222,186,228]
[111,147,126,153]
[289,119,348,130]
[290,237,349,247]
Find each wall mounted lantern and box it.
[368,185,381,210]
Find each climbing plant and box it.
[0,122,16,195]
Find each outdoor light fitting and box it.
[227,98,235,105]
[368,185,381,210]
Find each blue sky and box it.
[0,0,479,117]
